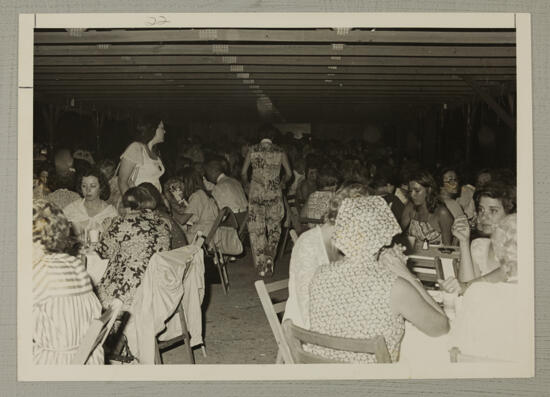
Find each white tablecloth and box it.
[123,245,205,364]
[399,291,460,365]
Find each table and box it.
[399,290,460,366]
[123,245,205,364]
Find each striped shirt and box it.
[33,252,104,365]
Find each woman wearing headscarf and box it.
[307,196,449,363]
[284,183,368,330]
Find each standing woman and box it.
[400,170,454,248]
[241,124,292,277]
[118,115,166,196]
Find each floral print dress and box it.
[247,140,286,274]
[96,209,170,310]
[307,196,405,363]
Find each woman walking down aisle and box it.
[241,124,292,277]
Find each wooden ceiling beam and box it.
[34,65,516,74]
[34,80,503,88]
[34,43,515,58]
[34,72,517,81]
[34,29,516,45]
[34,55,516,67]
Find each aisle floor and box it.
[161,246,291,365]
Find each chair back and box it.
[254,279,294,364]
[72,298,123,364]
[282,319,392,364]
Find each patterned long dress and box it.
[306,196,405,363]
[247,140,286,274]
[33,250,104,365]
[96,209,170,311]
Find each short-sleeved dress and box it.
[120,142,165,193]
[96,209,170,310]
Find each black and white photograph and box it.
[18,12,534,380]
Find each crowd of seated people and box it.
[32,119,518,365]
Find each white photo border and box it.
[18,12,534,381]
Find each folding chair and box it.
[204,207,242,295]
[254,279,294,364]
[72,299,123,364]
[155,299,195,364]
[282,319,392,364]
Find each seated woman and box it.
[284,183,369,329]
[163,177,189,226]
[441,213,518,362]
[63,167,118,244]
[300,163,339,228]
[307,196,449,363]
[295,156,319,211]
[455,180,516,282]
[180,166,219,242]
[95,186,170,311]
[32,200,104,364]
[400,170,454,249]
[140,182,188,249]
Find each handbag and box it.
[213,226,243,255]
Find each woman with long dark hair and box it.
[117,115,166,196]
[400,170,454,248]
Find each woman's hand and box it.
[438,276,466,295]
[379,244,409,276]
[451,217,470,243]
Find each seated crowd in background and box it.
[32,119,518,365]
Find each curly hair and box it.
[474,180,516,214]
[76,166,111,201]
[180,166,206,200]
[325,182,370,225]
[408,169,442,213]
[33,199,74,254]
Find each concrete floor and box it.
[161,245,291,365]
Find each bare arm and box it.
[117,157,136,196]
[437,206,454,245]
[452,217,479,282]
[391,277,449,337]
[240,151,251,188]
[281,152,292,185]
[400,201,414,231]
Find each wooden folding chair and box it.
[204,207,241,295]
[282,319,392,364]
[72,299,123,365]
[254,279,294,364]
[155,300,195,364]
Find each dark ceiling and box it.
[33,28,516,123]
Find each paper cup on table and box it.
[88,229,99,243]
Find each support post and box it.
[459,75,515,130]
